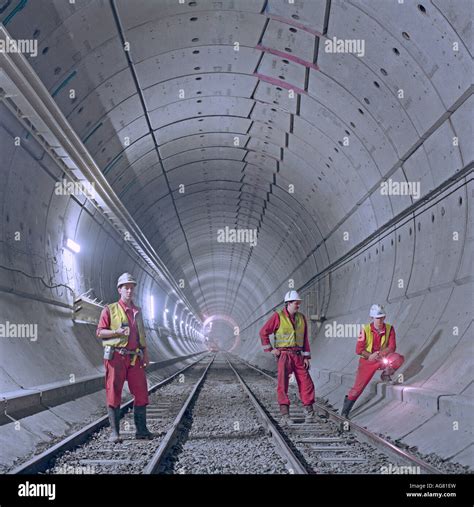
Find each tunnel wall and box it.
[0,101,205,399]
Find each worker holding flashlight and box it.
[341,304,404,419]
[96,273,153,442]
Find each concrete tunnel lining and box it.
[0,0,472,473]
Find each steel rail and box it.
[224,356,308,474]
[144,355,215,474]
[9,354,208,474]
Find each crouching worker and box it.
[341,304,404,419]
[259,290,318,426]
[96,272,154,442]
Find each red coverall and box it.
[259,308,315,407]
[347,323,404,401]
[97,300,149,408]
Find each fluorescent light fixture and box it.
[150,295,154,319]
[180,320,184,324]
[174,315,177,319]
[165,308,169,313]
[66,238,81,253]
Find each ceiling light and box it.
[66,238,80,253]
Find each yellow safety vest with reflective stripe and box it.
[274,310,305,348]
[363,323,391,354]
[101,302,146,348]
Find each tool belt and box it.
[277,348,302,355]
[118,347,143,366]
[104,346,143,365]
[117,347,143,357]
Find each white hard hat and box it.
[369,304,386,318]
[117,272,137,288]
[284,290,301,302]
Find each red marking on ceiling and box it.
[254,73,306,95]
[256,44,319,70]
[268,15,324,38]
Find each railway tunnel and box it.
[0,0,472,492]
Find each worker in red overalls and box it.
[96,273,154,442]
[259,291,317,426]
[341,304,405,419]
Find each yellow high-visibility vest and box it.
[363,323,391,353]
[274,310,305,348]
[101,302,146,348]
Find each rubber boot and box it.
[107,406,122,443]
[279,404,290,427]
[341,395,356,419]
[381,368,395,382]
[304,404,316,423]
[134,405,154,439]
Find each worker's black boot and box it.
[381,368,395,382]
[107,406,122,443]
[304,404,316,423]
[279,404,290,427]
[341,396,356,419]
[134,405,154,439]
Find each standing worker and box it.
[96,273,154,442]
[259,290,317,425]
[341,304,405,419]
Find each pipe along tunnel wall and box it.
[0,0,472,472]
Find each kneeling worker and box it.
[259,290,317,425]
[96,273,154,442]
[341,304,405,419]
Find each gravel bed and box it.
[45,358,211,474]
[320,398,472,474]
[231,359,426,474]
[161,354,290,474]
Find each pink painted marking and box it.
[256,44,319,70]
[268,14,324,38]
[254,73,306,95]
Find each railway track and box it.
[228,354,441,475]
[10,351,441,475]
[9,354,210,474]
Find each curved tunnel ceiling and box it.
[4,0,471,330]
